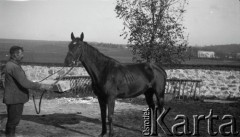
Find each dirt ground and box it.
[0,93,240,137]
[0,96,148,137]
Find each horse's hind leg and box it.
[145,88,155,111]
[107,96,115,137]
[155,82,165,116]
[98,97,107,137]
[144,89,158,136]
[154,81,166,136]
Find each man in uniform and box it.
[3,46,53,137]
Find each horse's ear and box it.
[71,32,75,40]
[80,32,84,41]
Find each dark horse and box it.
[64,32,167,137]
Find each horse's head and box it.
[64,32,84,66]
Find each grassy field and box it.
[1,38,240,68]
[0,39,132,64]
[184,58,240,66]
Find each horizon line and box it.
[0,37,240,47]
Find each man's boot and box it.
[5,127,15,137]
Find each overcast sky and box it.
[0,0,240,46]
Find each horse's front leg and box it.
[98,97,107,137]
[108,97,115,137]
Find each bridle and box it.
[67,42,83,66]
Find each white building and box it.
[198,51,215,58]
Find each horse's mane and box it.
[82,42,119,64]
[82,42,134,83]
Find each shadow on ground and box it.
[0,112,142,137]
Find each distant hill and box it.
[0,38,132,64]
[0,39,127,53]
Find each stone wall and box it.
[22,65,88,81]
[4,65,240,99]
[167,69,240,99]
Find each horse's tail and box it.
[151,63,167,79]
[150,63,166,113]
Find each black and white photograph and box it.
[0,0,240,137]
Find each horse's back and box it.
[122,62,167,87]
[123,63,166,78]
[126,62,167,88]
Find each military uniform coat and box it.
[3,59,40,104]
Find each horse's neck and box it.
[81,44,117,82]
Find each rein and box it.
[33,43,82,114]
[33,66,74,114]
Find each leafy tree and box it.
[115,0,189,64]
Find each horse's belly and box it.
[117,83,148,98]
